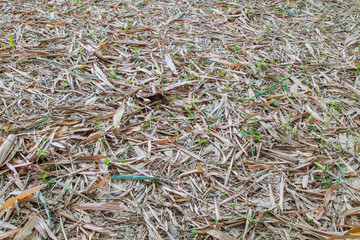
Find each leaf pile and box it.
[1,0,360,239]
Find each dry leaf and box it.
[0,134,16,166]
[88,112,115,122]
[136,90,168,104]
[354,142,360,154]
[0,228,22,240]
[113,103,125,128]
[14,215,39,240]
[82,173,110,193]
[197,164,205,173]
[0,185,46,211]
[82,223,117,236]
[93,63,116,89]
[165,54,178,75]
[76,155,108,161]
[316,184,338,219]
[84,132,104,143]
[247,164,270,169]
[340,207,360,217]
[211,59,243,67]
[153,134,181,143]
[76,202,124,211]
[203,228,235,240]
[348,227,360,236]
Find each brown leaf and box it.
[197,164,205,174]
[76,202,124,211]
[136,90,169,104]
[88,112,115,122]
[0,185,46,211]
[153,134,181,143]
[203,228,235,240]
[82,173,110,193]
[82,223,116,236]
[84,132,104,143]
[340,207,360,217]
[0,228,22,239]
[247,164,270,169]
[316,184,338,219]
[76,155,108,161]
[328,235,360,240]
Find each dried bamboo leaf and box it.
[203,228,235,240]
[0,228,22,240]
[165,54,178,75]
[113,103,125,128]
[82,223,116,236]
[81,173,110,193]
[14,215,39,240]
[0,185,46,211]
[76,202,124,211]
[0,134,16,166]
[93,63,116,89]
[340,207,360,217]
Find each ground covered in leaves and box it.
[1,0,360,239]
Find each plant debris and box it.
[1,0,360,239]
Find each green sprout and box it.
[37,150,49,158]
[40,169,48,183]
[104,157,110,166]
[9,35,16,50]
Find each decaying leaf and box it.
[1,1,359,239]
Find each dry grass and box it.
[1,0,360,239]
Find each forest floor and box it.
[1,0,360,239]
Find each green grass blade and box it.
[9,35,16,50]
[279,7,295,17]
[11,116,49,133]
[111,175,158,180]
[254,73,296,98]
